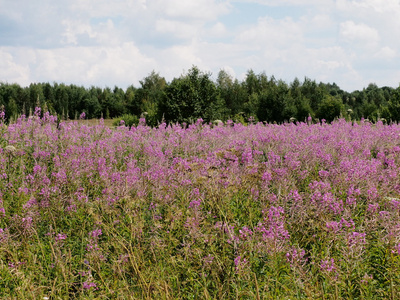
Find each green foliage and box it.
[3,116,400,298]
[257,80,288,122]
[387,86,400,122]
[6,98,18,121]
[0,68,399,125]
[134,71,166,126]
[218,74,248,118]
[316,94,343,122]
[83,96,102,119]
[112,114,139,127]
[161,66,220,123]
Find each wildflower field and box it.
[1,110,400,299]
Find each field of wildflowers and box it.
[1,109,400,299]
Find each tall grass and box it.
[1,110,400,298]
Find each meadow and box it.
[1,109,400,299]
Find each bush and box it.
[112,114,139,128]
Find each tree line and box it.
[1,66,400,125]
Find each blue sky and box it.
[1,0,400,92]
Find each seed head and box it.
[4,145,16,153]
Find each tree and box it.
[244,69,259,95]
[216,70,234,118]
[125,85,139,115]
[0,83,25,119]
[316,95,343,122]
[6,98,19,120]
[387,85,400,121]
[160,66,219,123]
[83,97,102,119]
[134,71,166,125]
[98,86,126,118]
[301,77,324,112]
[55,84,70,119]
[257,80,287,123]
[29,83,45,111]
[295,96,312,122]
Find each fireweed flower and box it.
[361,273,373,285]
[367,203,379,213]
[82,281,97,290]
[8,261,25,269]
[326,221,342,234]
[55,233,67,242]
[188,199,201,209]
[392,243,400,255]
[0,228,8,244]
[340,218,355,231]
[389,197,400,210]
[239,226,253,240]
[203,254,214,266]
[254,206,290,254]
[89,229,102,239]
[286,247,307,268]
[234,256,248,273]
[288,189,302,203]
[347,232,366,248]
[320,258,337,275]
[6,109,400,296]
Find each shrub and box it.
[112,114,139,127]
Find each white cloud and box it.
[1,0,400,91]
[0,49,30,85]
[68,0,147,18]
[374,47,397,60]
[219,66,237,79]
[154,0,231,21]
[61,20,96,45]
[155,19,200,40]
[1,43,157,88]
[208,22,228,37]
[339,21,379,48]
[300,14,334,31]
[236,16,303,48]
[237,0,334,6]
[156,42,204,77]
[342,0,400,13]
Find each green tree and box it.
[257,79,287,123]
[243,92,259,120]
[216,70,236,119]
[160,66,219,123]
[295,96,312,122]
[0,83,25,119]
[29,83,45,111]
[365,83,386,107]
[6,98,19,120]
[301,77,324,112]
[134,71,166,125]
[55,84,70,119]
[84,96,102,118]
[360,100,378,121]
[316,95,343,122]
[125,85,139,115]
[282,93,297,121]
[225,78,247,118]
[387,85,400,122]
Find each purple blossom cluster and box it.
[2,111,400,297]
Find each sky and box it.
[1,0,400,92]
